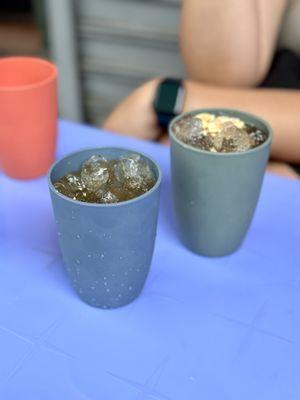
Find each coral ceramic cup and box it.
[0,57,58,179]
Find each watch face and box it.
[154,79,181,114]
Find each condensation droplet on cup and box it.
[91,285,95,290]
[88,230,93,234]
[79,288,84,294]
[87,254,92,258]
[76,234,81,239]
[128,286,133,291]
[75,259,81,265]
[106,288,110,292]
[58,231,62,236]
[100,254,105,259]
[119,256,123,260]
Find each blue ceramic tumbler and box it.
[48,147,162,309]
[169,108,272,257]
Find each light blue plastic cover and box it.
[0,120,299,399]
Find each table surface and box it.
[0,120,300,400]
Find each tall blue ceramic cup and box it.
[169,108,272,257]
[48,147,162,308]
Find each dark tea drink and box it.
[172,112,268,153]
[54,154,156,204]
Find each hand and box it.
[102,78,163,141]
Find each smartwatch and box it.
[153,78,185,129]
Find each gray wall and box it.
[46,0,183,125]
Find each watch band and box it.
[157,112,175,129]
[153,78,185,129]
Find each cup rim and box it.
[48,146,162,207]
[169,108,273,156]
[0,56,57,91]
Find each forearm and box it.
[183,80,300,163]
[103,77,300,164]
[180,0,287,86]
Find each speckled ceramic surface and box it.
[48,147,162,308]
[169,108,272,257]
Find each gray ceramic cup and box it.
[169,108,272,257]
[48,147,162,308]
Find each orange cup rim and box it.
[0,56,58,91]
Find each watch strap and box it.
[154,78,184,129]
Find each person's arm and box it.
[103,78,300,164]
[180,0,288,87]
[183,80,300,163]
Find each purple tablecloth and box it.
[0,120,300,399]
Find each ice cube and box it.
[53,181,69,196]
[107,180,137,202]
[54,172,85,197]
[248,128,267,147]
[114,154,155,191]
[80,155,109,191]
[54,153,156,204]
[95,188,118,204]
[173,114,267,153]
[173,115,204,145]
[218,122,252,152]
[64,173,85,191]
